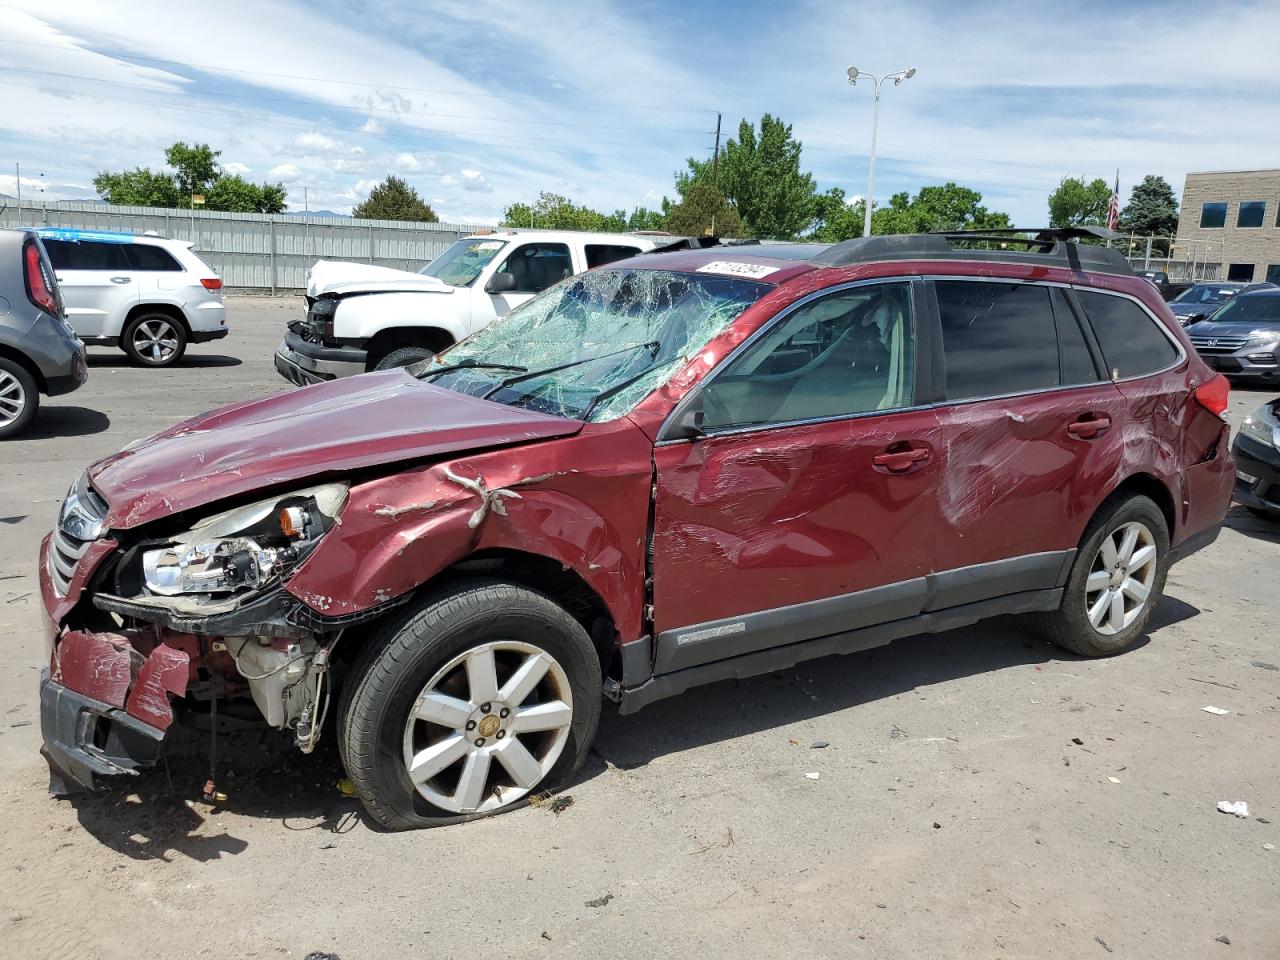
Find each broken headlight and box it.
[1240,404,1280,450]
[141,483,347,597]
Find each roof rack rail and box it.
[810,227,1133,276]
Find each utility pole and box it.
[710,112,722,236]
[15,162,22,224]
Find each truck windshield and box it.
[418,269,769,421]
[419,238,507,286]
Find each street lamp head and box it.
[905,67,916,79]
[893,67,917,86]
[846,65,859,85]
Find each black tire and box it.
[374,346,434,371]
[1247,506,1280,522]
[338,579,602,830]
[122,312,188,367]
[1035,493,1170,657]
[0,357,38,440]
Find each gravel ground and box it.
[1,296,1277,960]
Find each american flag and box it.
[1106,171,1120,232]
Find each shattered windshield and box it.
[417,269,769,421]
[419,238,507,287]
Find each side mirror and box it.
[485,271,517,294]
[665,398,706,441]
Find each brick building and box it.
[1173,169,1280,283]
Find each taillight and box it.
[24,240,59,315]
[201,278,222,290]
[1194,373,1230,420]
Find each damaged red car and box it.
[39,229,1234,828]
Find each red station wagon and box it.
[39,229,1234,828]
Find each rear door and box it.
[929,279,1126,586]
[649,279,944,673]
[42,239,138,338]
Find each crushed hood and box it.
[306,259,453,298]
[89,372,583,529]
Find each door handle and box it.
[1067,413,1112,439]
[110,276,132,284]
[872,442,931,473]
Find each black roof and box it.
[810,227,1134,276]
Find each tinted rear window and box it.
[936,281,1060,400]
[1076,291,1180,378]
[585,244,643,269]
[42,239,129,271]
[126,244,183,271]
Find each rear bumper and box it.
[190,327,230,344]
[275,332,366,386]
[1232,432,1280,515]
[39,668,166,794]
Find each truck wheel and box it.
[374,346,434,371]
[122,313,187,367]
[1035,493,1169,658]
[0,357,38,440]
[339,580,602,829]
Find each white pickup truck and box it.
[274,229,661,385]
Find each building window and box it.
[1237,201,1266,228]
[1267,265,1280,285]
[1227,263,1255,282]
[1199,202,1228,228]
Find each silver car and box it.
[0,229,88,438]
[1186,289,1280,382]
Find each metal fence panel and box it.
[0,200,487,292]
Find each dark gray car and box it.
[1186,289,1280,382]
[0,229,88,438]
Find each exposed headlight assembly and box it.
[1240,405,1280,450]
[141,483,347,598]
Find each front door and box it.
[485,241,573,319]
[41,238,138,339]
[650,280,943,674]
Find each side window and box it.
[584,244,642,269]
[700,282,915,429]
[1051,288,1101,385]
[1075,290,1180,379]
[495,243,572,293]
[126,244,183,271]
[42,240,128,271]
[935,281,1059,400]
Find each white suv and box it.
[275,229,660,384]
[39,229,228,367]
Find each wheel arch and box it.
[1107,472,1177,539]
[125,302,191,337]
[0,344,46,393]
[364,326,455,369]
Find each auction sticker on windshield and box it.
[695,260,779,280]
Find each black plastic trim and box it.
[190,327,230,344]
[619,635,653,687]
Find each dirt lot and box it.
[1,295,1278,960]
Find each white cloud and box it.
[360,117,384,135]
[269,163,301,179]
[290,132,365,157]
[394,152,438,174]
[222,161,251,175]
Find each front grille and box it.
[49,480,107,595]
[1190,336,1248,355]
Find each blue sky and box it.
[1,0,1276,227]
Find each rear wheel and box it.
[1036,494,1169,657]
[122,313,187,367]
[339,580,601,829]
[0,358,37,440]
[374,346,434,371]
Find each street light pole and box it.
[846,66,916,237]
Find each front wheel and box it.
[1035,494,1170,657]
[374,346,434,371]
[339,580,602,829]
[122,313,188,367]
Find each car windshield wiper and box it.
[480,340,660,400]
[416,358,528,381]
[579,354,681,422]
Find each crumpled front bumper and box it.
[40,668,167,794]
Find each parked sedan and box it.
[0,229,88,438]
[1186,288,1280,382]
[1233,397,1280,519]
[1170,282,1273,326]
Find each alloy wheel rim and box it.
[1085,520,1158,636]
[0,370,26,427]
[401,640,573,814]
[133,319,179,363]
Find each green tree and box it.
[1117,175,1179,237]
[663,183,743,238]
[500,192,627,232]
[874,183,1012,234]
[675,113,816,239]
[352,175,438,221]
[92,167,182,207]
[626,207,666,231]
[204,174,287,214]
[808,187,865,242]
[164,142,220,198]
[1048,176,1112,228]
